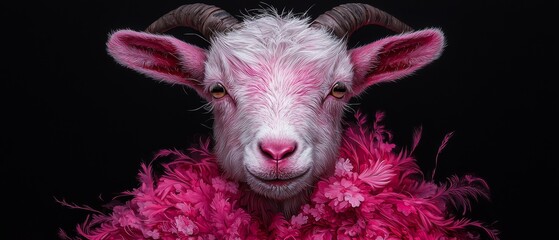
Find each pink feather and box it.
[62,112,497,239]
[432,131,455,180]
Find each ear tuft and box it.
[350,28,445,95]
[106,29,209,98]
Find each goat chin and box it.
[238,180,316,222]
[279,192,312,217]
[245,169,311,197]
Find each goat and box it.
[107,3,444,218]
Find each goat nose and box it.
[259,140,297,160]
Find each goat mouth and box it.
[247,168,310,186]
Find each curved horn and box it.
[311,3,413,38]
[145,3,239,39]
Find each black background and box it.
[2,0,556,239]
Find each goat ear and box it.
[106,29,209,99]
[349,28,445,95]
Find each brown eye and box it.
[210,83,227,99]
[331,82,347,99]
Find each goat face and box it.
[106,3,444,202]
[206,16,353,199]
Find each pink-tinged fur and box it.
[350,29,445,95]
[105,11,445,216]
[107,30,209,98]
[61,112,497,239]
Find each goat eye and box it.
[210,83,227,99]
[331,82,347,99]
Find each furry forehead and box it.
[206,11,353,80]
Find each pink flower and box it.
[335,158,354,177]
[324,178,365,211]
[303,203,326,221]
[174,215,198,236]
[338,218,366,238]
[290,213,308,227]
[396,201,415,216]
[211,177,238,194]
[112,204,141,228]
[143,229,160,239]
[66,111,497,240]
[377,142,396,153]
[175,202,193,213]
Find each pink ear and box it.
[349,28,445,95]
[107,29,208,98]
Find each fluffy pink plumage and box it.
[61,112,497,239]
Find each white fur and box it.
[205,12,354,205]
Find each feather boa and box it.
[61,112,497,239]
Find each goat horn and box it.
[145,3,239,39]
[311,3,413,38]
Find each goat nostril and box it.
[259,140,297,160]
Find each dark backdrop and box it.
[2,0,555,239]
